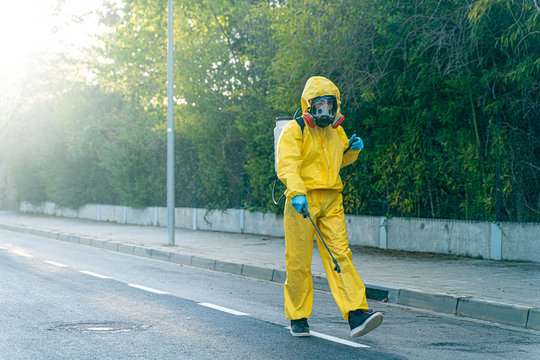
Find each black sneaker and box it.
[348,309,383,338]
[290,318,310,337]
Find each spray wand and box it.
[301,206,341,273]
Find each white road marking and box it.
[0,245,8,250]
[128,284,169,295]
[79,270,112,279]
[311,330,370,348]
[44,260,69,268]
[11,249,33,258]
[198,303,249,316]
[285,327,370,348]
[88,327,114,331]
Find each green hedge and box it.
[1,0,538,221]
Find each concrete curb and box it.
[397,288,459,314]
[0,222,537,330]
[527,309,540,330]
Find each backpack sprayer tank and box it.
[272,109,302,205]
[272,116,292,204]
[274,116,293,172]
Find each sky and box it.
[0,0,109,81]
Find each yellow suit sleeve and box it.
[276,121,306,199]
[336,126,360,168]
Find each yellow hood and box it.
[300,76,341,115]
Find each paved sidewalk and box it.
[0,211,538,330]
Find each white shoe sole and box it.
[350,312,383,338]
[290,328,310,337]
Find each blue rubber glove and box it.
[348,134,364,150]
[291,195,308,215]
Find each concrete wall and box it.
[243,211,284,238]
[19,201,540,262]
[502,222,540,262]
[385,218,491,259]
[346,216,382,248]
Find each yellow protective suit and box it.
[276,76,368,321]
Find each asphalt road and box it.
[0,229,538,359]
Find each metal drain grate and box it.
[50,322,151,334]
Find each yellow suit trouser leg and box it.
[315,190,368,321]
[283,190,368,321]
[283,197,316,320]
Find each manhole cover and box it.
[50,322,151,334]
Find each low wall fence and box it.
[19,201,539,262]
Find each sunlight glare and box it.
[0,0,107,80]
[0,1,55,74]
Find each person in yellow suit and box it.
[276,76,383,338]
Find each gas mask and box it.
[310,96,337,128]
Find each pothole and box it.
[49,322,151,334]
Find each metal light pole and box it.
[166,0,175,245]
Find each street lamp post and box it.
[166,0,175,246]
